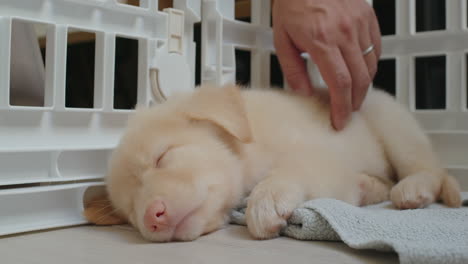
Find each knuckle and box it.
[308,12,340,45]
[311,24,330,44]
[356,13,367,28]
[335,72,352,90]
[338,18,354,39]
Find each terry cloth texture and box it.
[230,192,468,264]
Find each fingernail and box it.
[332,112,351,131]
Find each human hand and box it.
[272,0,382,130]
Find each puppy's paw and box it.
[245,179,302,239]
[390,172,438,209]
[439,174,462,208]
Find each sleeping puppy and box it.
[84,83,462,242]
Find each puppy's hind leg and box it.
[360,90,462,209]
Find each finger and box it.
[369,8,382,59]
[363,45,377,80]
[308,46,352,130]
[356,24,376,109]
[358,17,377,77]
[339,29,371,112]
[273,27,314,96]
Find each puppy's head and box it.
[85,84,252,242]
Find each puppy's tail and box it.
[440,174,462,208]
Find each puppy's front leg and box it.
[244,156,384,239]
[245,175,305,239]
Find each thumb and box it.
[274,28,314,96]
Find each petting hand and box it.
[272,0,382,130]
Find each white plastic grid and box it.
[0,0,199,236]
[201,0,274,87]
[379,0,468,187]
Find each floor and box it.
[0,224,398,264]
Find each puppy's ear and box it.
[183,84,253,143]
[83,195,127,226]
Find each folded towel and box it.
[230,192,468,264]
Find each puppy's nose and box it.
[144,200,168,232]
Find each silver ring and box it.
[362,44,375,56]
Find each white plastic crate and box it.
[0,0,467,237]
[0,0,200,236]
[378,0,468,188]
[200,0,274,87]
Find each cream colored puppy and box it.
[85,84,461,242]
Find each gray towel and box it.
[230,192,468,264]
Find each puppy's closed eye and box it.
[155,148,171,168]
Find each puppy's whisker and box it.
[94,208,122,223]
[91,204,114,215]
[86,199,111,204]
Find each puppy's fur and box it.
[84,84,462,242]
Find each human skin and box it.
[272,0,382,130]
